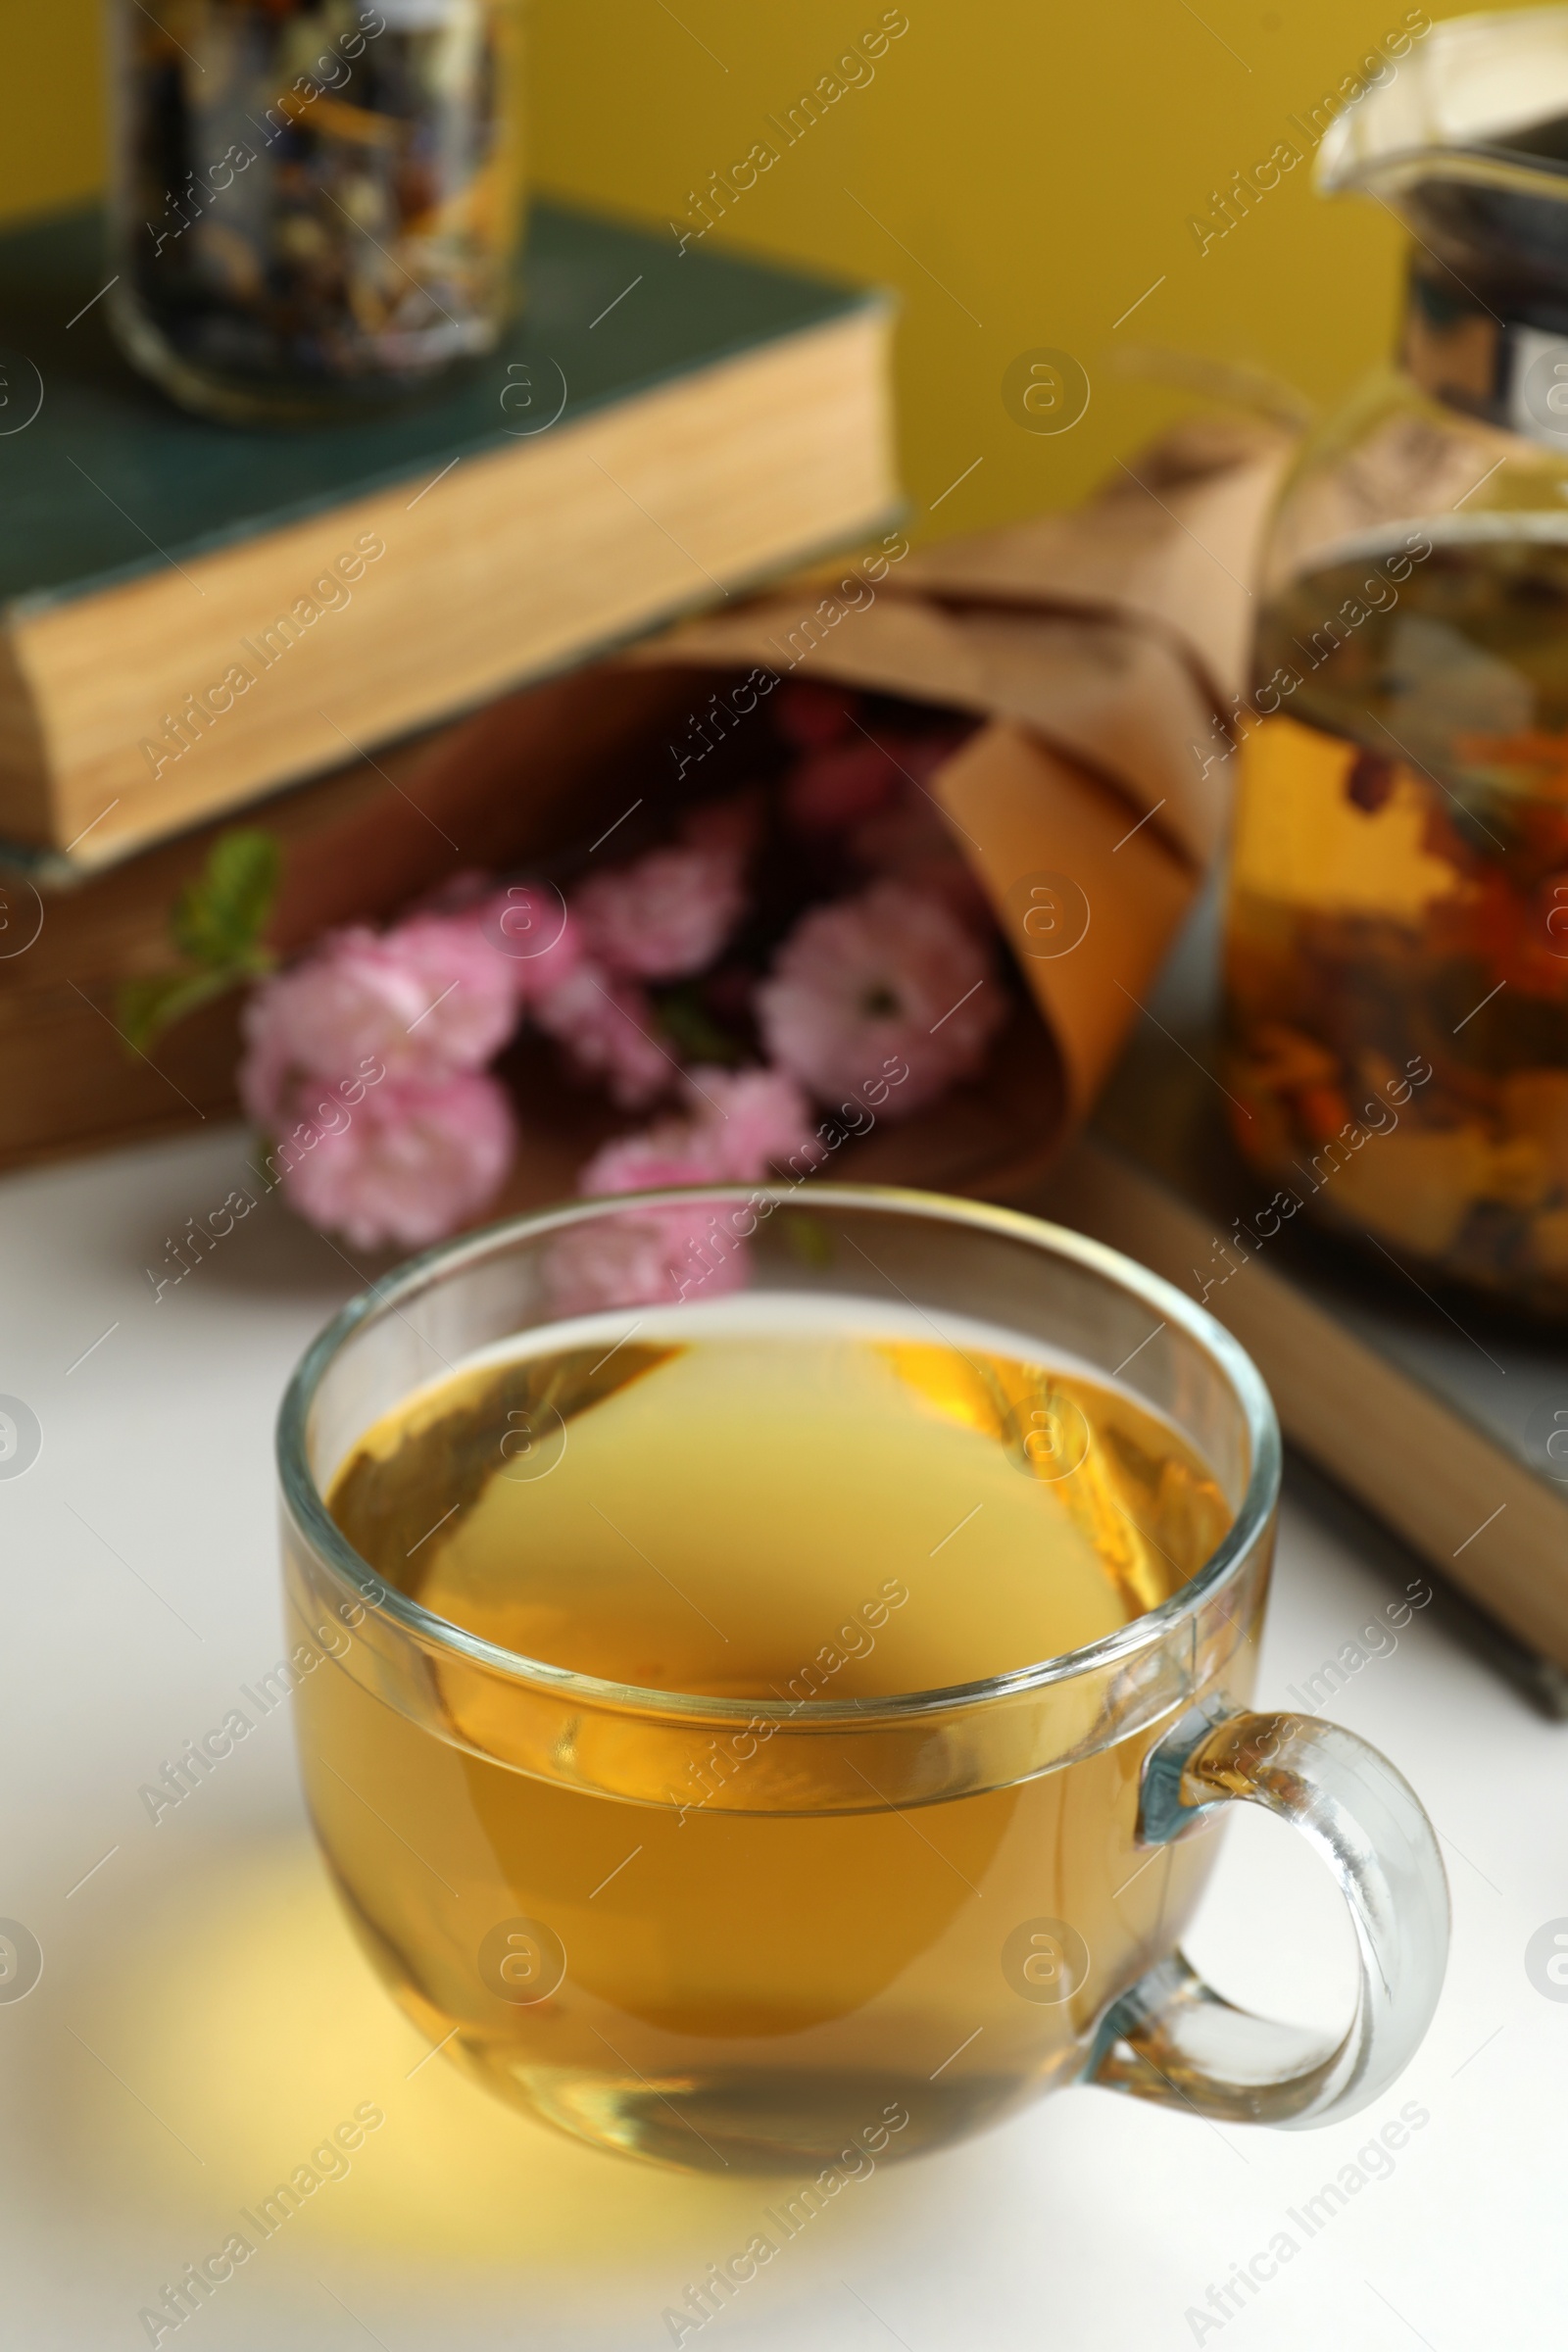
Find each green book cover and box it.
[0,198,883,616]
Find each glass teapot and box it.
[1226,5,1568,1319]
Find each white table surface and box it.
[1,1122,1560,2351]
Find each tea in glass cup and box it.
[279,1187,1447,2171]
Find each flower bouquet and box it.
[141,678,1056,1298]
[126,418,1285,1287]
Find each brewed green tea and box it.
[301,1298,1234,2168]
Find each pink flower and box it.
[757,880,1004,1118]
[578,1066,817,1198]
[554,1065,821,1314]
[386,913,520,1062]
[573,832,746,981]
[473,883,584,1003]
[578,1122,723,1200]
[239,915,516,1124]
[270,1072,515,1250]
[687,1064,820,1178]
[531,960,672,1108]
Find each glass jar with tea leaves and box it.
[107,0,524,424]
[1227,7,1568,1320]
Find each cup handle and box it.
[1085,1704,1449,2128]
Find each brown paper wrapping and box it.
[630,414,1291,1152]
[932,724,1196,1117]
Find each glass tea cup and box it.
[277,1185,1448,2172]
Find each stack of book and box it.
[0,198,897,1169]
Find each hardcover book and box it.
[0,198,895,871]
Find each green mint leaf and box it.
[117,966,244,1055]
[171,829,282,970]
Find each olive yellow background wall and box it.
[0,0,1529,539]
